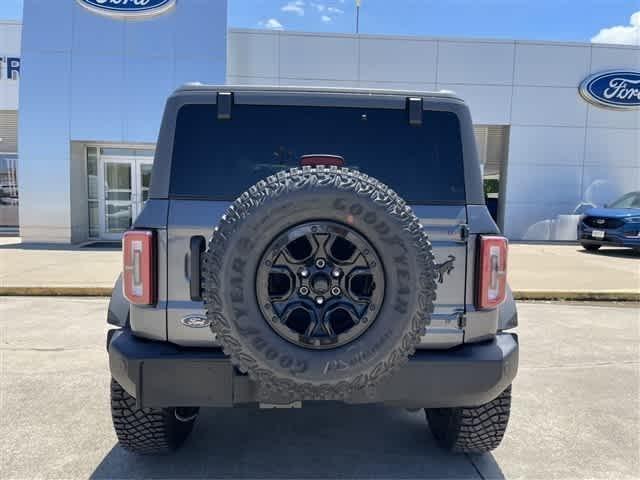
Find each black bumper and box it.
[108,329,518,409]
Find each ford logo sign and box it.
[76,0,176,18]
[579,70,640,110]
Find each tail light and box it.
[123,230,155,305]
[300,154,345,167]
[476,235,508,310]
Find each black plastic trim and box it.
[106,274,130,328]
[217,92,233,120]
[407,97,423,126]
[189,236,205,301]
[108,329,518,409]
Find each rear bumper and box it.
[108,329,518,409]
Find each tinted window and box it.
[170,104,465,203]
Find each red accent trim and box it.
[122,230,155,305]
[476,236,508,310]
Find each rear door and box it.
[166,98,468,347]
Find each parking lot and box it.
[1,298,638,479]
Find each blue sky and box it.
[1,1,639,44]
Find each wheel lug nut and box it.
[300,269,310,278]
[331,268,342,278]
[315,296,324,305]
[299,286,309,296]
[331,286,341,296]
[315,258,326,269]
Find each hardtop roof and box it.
[172,83,466,104]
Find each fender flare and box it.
[498,284,518,331]
[107,274,130,328]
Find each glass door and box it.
[100,158,134,240]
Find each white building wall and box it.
[507,42,639,240]
[228,29,640,240]
[0,21,20,112]
[19,1,227,243]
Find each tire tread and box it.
[203,166,437,400]
[426,386,512,453]
[110,379,195,455]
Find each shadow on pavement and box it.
[91,403,504,479]
[578,247,640,259]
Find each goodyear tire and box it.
[425,385,512,453]
[203,167,436,400]
[110,379,199,455]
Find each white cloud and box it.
[591,11,640,46]
[259,18,284,30]
[327,6,344,14]
[321,14,331,22]
[281,1,305,16]
[310,2,326,12]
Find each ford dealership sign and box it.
[579,70,640,110]
[76,0,176,18]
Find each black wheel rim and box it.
[256,221,385,350]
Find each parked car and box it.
[578,191,640,253]
[106,85,518,455]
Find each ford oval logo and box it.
[181,314,211,329]
[76,0,176,18]
[579,70,640,110]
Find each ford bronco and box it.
[106,85,518,455]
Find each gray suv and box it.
[106,85,518,455]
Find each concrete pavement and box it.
[0,237,120,295]
[1,298,638,479]
[509,244,640,300]
[1,237,639,299]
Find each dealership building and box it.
[1,0,638,243]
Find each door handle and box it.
[189,236,206,301]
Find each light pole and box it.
[356,0,361,34]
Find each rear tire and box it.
[425,386,512,453]
[581,243,601,252]
[110,379,199,455]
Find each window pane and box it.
[141,164,152,203]
[105,163,132,191]
[100,147,154,157]
[106,191,132,201]
[135,149,155,158]
[106,203,132,232]
[88,200,99,238]
[87,148,98,200]
[101,147,138,157]
[0,154,18,227]
[170,104,465,203]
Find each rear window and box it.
[170,104,465,203]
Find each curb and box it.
[513,290,640,302]
[0,286,113,297]
[1,287,638,302]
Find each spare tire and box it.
[203,166,436,400]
